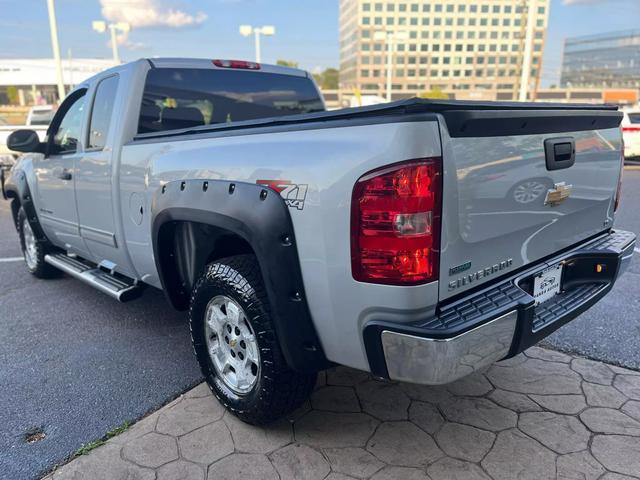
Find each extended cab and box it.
[3,58,635,424]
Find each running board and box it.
[44,253,142,302]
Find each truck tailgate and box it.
[438,105,623,300]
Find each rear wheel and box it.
[189,254,317,424]
[17,207,58,278]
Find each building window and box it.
[363,3,371,11]
[361,69,369,77]
[446,4,454,12]
[411,3,419,12]
[386,2,394,11]
[362,17,370,25]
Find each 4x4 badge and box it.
[257,180,308,210]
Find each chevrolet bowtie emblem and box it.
[545,182,572,206]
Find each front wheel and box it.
[189,254,317,425]
[17,207,58,278]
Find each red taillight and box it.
[212,59,261,70]
[351,159,442,285]
[622,126,640,133]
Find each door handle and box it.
[58,169,72,181]
[544,137,576,171]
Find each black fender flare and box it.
[151,179,330,373]
[3,167,50,244]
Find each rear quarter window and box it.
[137,67,325,134]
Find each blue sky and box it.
[0,0,639,86]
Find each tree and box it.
[417,87,449,100]
[313,68,339,90]
[276,59,299,68]
[6,86,19,105]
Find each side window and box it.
[51,92,86,155]
[88,75,119,150]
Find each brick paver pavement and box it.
[44,347,640,480]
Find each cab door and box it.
[75,74,135,276]
[33,89,91,257]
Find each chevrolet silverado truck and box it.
[3,58,635,424]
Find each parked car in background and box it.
[622,110,640,161]
[0,105,54,156]
[3,58,635,425]
[25,105,56,126]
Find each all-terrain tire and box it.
[17,207,58,278]
[189,254,317,425]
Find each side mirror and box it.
[7,129,45,154]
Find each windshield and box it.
[138,67,325,134]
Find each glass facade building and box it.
[561,30,640,89]
[339,0,549,101]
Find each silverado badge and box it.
[544,182,572,206]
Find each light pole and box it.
[239,25,275,63]
[374,30,407,102]
[519,0,537,101]
[46,0,66,102]
[92,20,131,65]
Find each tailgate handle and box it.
[544,137,575,171]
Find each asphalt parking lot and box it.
[1,169,639,480]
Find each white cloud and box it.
[100,0,207,28]
[99,0,207,49]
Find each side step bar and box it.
[44,253,142,302]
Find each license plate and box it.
[533,263,563,305]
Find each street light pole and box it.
[92,21,130,65]
[109,24,120,64]
[385,33,393,103]
[254,29,262,63]
[240,25,275,63]
[519,0,537,101]
[374,30,407,103]
[46,0,66,102]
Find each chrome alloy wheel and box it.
[22,218,38,270]
[513,181,546,204]
[204,295,260,395]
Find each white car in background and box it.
[25,105,56,126]
[622,110,640,160]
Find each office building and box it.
[561,30,640,89]
[339,0,550,101]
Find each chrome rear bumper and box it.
[381,310,517,385]
[364,229,635,385]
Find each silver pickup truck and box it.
[3,58,635,424]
